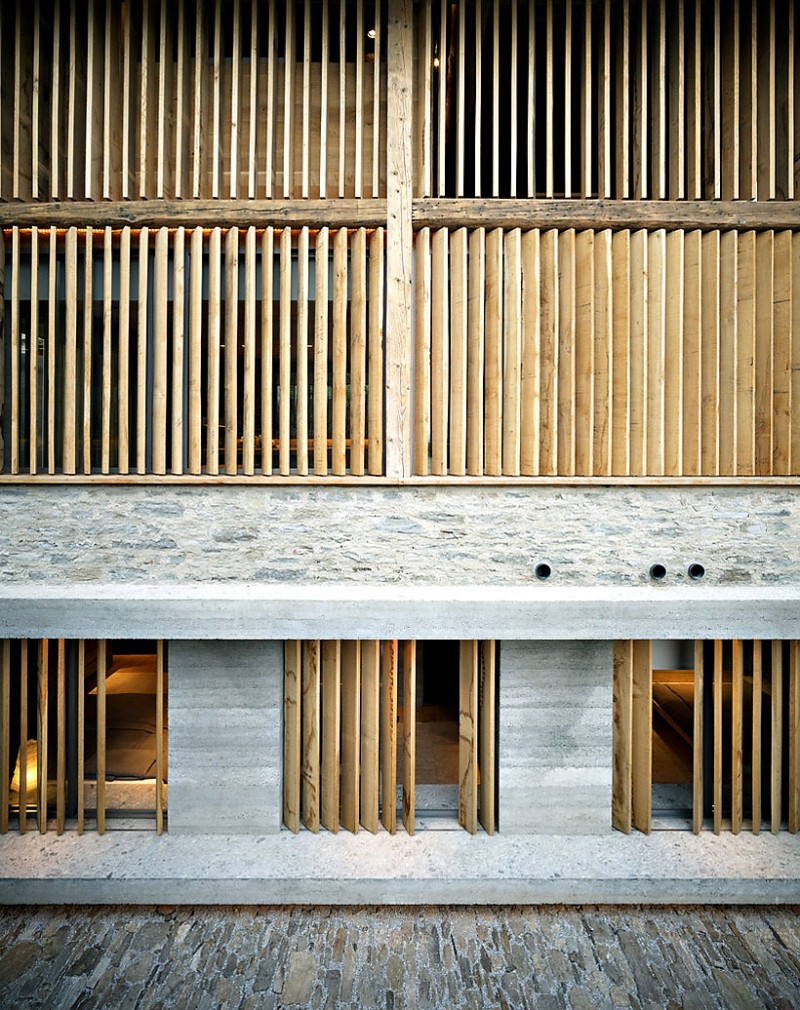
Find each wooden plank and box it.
[224,227,239,476]
[247,0,258,199]
[139,0,157,198]
[101,228,112,474]
[611,230,631,475]
[359,640,380,833]
[37,640,48,833]
[629,230,648,476]
[136,227,149,475]
[755,232,775,475]
[722,0,741,200]
[301,0,311,199]
[381,639,398,833]
[19,640,27,834]
[791,640,800,833]
[355,0,364,198]
[701,231,720,476]
[82,228,93,475]
[794,232,800,475]
[283,640,302,833]
[338,0,345,197]
[174,0,188,199]
[319,0,330,195]
[295,227,310,476]
[484,228,503,476]
[527,0,536,197]
[340,640,361,833]
[279,227,292,475]
[557,228,577,475]
[647,230,666,475]
[752,640,762,834]
[520,229,540,476]
[631,639,652,834]
[401,640,416,835]
[456,0,465,196]
[332,227,348,475]
[615,0,630,198]
[564,0,573,198]
[663,231,684,476]
[503,229,522,476]
[190,1,206,198]
[155,640,164,834]
[668,0,686,200]
[737,231,757,476]
[473,0,481,197]
[385,0,414,477]
[466,228,486,476]
[682,229,702,476]
[229,0,242,199]
[13,0,32,202]
[77,640,84,834]
[261,227,274,474]
[539,229,559,475]
[156,0,173,199]
[63,227,78,475]
[450,228,468,476]
[574,230,595,476]
[430,227,449,475]
[771,640,783,833]
[478,639,496,835]
[757,0,777,200]
[651,0,667,199]
[152,227,169,475]
[265,0,276,197]
[8,227,19,475]
[731,639,744,833]
[713,638,723,834]
[372,0,381,198]
[96,638,106,834]
[580,0,592,198]
[313,227,329,475]
[188,228,203,475]
[685,0,700,193]
[320,640,341,833]
[117,228,131,475]
[492,0,500,195]
[509,0,518,197]
[349,229,367,477]
[414,228,431,475]
[47,229,57,474]
[29,229,39,475]
[546,0,554,197]
[242,226,257,476]
[633,0,648,199]
[416,0,432,197]
[692,639,704,833]
[612,640,634,833]
[598,0,611,198]
[207,227,222,475]
[1,641,8,833]
[51,0,63,199]
[458,640,478,835]
[211,0,222,198]
[719,231,738,475]
[368,228,384,475]
[772,231,792,476]
[594,229,613,476]
[171,228,186,476]
[301,640,321,832]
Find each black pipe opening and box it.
[649,563,667,581]
[688,563,706,580]
[535,563,552,580]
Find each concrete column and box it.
[498,640,613,834]
[169,641,283,834]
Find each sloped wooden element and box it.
[401,640,416,835]
[612,640,634,834]
[283,640,302,834]
[458,640,479,834]
[478,640,496,836]
[320,640,341,833]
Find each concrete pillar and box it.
[168,641,283,834]
[498,640,613,834]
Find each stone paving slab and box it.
[0,905,798,1010]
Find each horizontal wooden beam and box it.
[0,199,388,229]
[412,199,800,233]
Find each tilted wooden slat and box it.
[713,638,723,834]
[156,640,165,834]
[56,640,66,835]
[478,639,496,836]
[96,639,107,834]
[612,640,634,834]
[1,641,9,833]
[458,640,478,835]
[631,639,652,834]
[772,640,783,834]
[731,639,744,833]
[321,640,341,833]
[359,640,380,833]
[340,640,361,833]
[37,641,48,832]
[283,640,302,833]
[314,227,329,476]
[752,640,763,834]
[430,227,449,476]
[19,640,28,834]
[401,640,416,835]
[301,640,321,832]
[381,639,398,834]
[692,639,704,834]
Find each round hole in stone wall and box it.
[688,563,706,580]
[535,563,552,580]
[649,563,667,581]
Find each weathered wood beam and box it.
[412,199,800,232]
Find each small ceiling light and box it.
[433,56,440,68]
[367,27,376,39]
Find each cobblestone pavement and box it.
[0,905,798,1010]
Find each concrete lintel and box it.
[0,584,800,640]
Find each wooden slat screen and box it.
[415,0,799,201]
[613,638,800,835]
[0,0,387,203]
[1,226,386,477]
[0,638,167,834]
[413,227,800,477]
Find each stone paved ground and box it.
[0,905,798,1010]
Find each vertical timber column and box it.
[169,642,283,834]
[385,0,414,476]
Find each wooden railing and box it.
[613,639,800,835]
[1,638,167,835]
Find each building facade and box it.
[1,0,799,903]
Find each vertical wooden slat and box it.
[611,230,631,475]
[174,0,188,199]
[564,0,573,198]
[139,0,157,198]
[96,638,106,835]
[9,227,20,475]
[683,229,703,475]
[152,227,169,475]
[417,0,432,197]
[295,226,310,476]
[19,640,28,834]
[332,227,348,475]
[450,228,468,476]
[117,227,131,475]
[719,231,738,475]
[101,228,112,474]
[47,229,57,474]
[120,0,134,198]
[574,229,595,476]
[503,229,522,476]
[156,0,173,199]
[665,231,685,476]
[520,230,540,476]
[790,640,800,833]
[557,229,577,475]
[701,231,720,477]
[757,0,777,200]
[224,227,240,476]
[731,639,744,833]
[527,0,537,198]
[66,0,80,200]
[616,0,630,198]
[301,0,311,199]
[302,640,321,832]
[12,0,31,202]
[381,639,398,833]
[155,640,164,835]
[629,229,648,476]
[82,228,94,475]
[63,227,78,475]
[458,640,478,835]
[349,228,367,477]
[207,227,222,475]
[359,640,380,833]
[37,640,48,833]
[631,639,652,834]
[188,228,203,475]
[752,640,763,834]
[456,0,465,196]
[313,227,329,475]
[686,0,702,199]
[613,640,634,833]
[710,0,722,199]
[414,228,431,475]
[722,0,741,200]
[771,640,783,833]
[594,229,613,476]
[492,0,499,196]
[340,640,361,833]
[191,2,206,198]
[320,640,341,833]
[652,0,667,199]
[247,0,258,199]
[283,640,302,833]
[171,228,186,476]
[261,227,274,474]
[354,0,364,198]
[242,226,256,476]
[484,227,503,475]
[29,230,39,476]
[338,0,346,197]
[56,640,65,834]
[279,227,292,475]
[741,0,758,200]
[737,231,757,476]
[794,232,800,476]
[136,227,149,475]
[402,640,416,836]
[473,0,481,198]
[77,640,84,834]
[647,230,666,476]
[265,0,276,197]
[545,0,553,196]
[372,0,381,198]
[540,228,559,474]
[581,0,592,198]
[773,231,792,476]
[51,0,63,199]
[633,0,648,199]
[713,638,723,834]
[755,232,774,475]
[692,639,704,833]
[430,227,449,475]
[211,0,222,198]
[229,0,241,199]
[368,228,384,475]
[1,641,9,833]
[478,639,496,835]
[668,0,685,200]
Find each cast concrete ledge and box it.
[1,584,800,640]
[1,830,798,905]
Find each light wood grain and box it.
[368,228,385,475]
[295,227,310,476]
[321,640,341,833]
[360,640,380,833]
[279,227,292,475]
[713,638,723,834]
[772,640,783,833]
[332,228,348,475]
[56,640,65,835]
[458,640,478,835]
[613,640,633,833]
[731,639,744,833]
[752,640,762,833]
[77,640,84,834]
[284,640,302,833]
[96,639,106,834]
[631,639,652,834]
[484,228,503,475]
[171,228,186,475]
[381,640,398,834]
[261,227,274,474]
[414,228,431,475]
[349,229,367,477]
[503,229,522,476]
[302,640,321,832]
[207,228,222,476]
[37,640,48,833]
[430,227,449,475]
[1,641,9,833]
[340,640,361,833]
[19,640,28,834]
[155,640,164,834]
[521,230,540,476]
[450,229,468,476]
[478,639,496,835]
[693,639,704,833]
[402,640,416,835]
[314,227,330,476]
[574,229,594,476]
[242,227,257,476]
[790,640,800,833]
